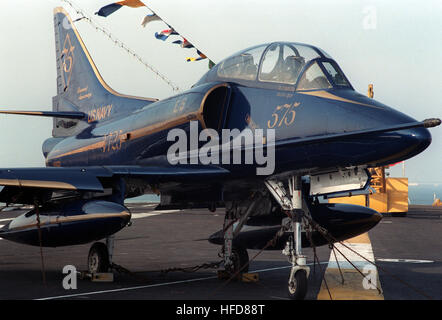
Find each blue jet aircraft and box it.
[0,7,439,299]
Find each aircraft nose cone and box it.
[407,127,432,155]
[371,210,383,226]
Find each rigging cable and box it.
[61,0,181,92]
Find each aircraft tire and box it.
[88,242,110,273]
[287,270,308,300]
[232,245,249,274]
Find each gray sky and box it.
[0,0,440,183]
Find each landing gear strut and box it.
[231,245,249,274]
[265,176,310,300]
[221,195,261,276]
[87,235,115,274]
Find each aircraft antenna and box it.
[61,0,181,92]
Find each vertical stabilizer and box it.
[52,7,157,136]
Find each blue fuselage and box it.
[45,83,431,182]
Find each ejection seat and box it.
[281,55,305,84]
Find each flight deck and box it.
[0,203,440,301]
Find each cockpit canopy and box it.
[196,42,352,91]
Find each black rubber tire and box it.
[88,242,110,273]
[287,270,308,300]
[232,246,249,274]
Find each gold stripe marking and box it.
[78,93,92,100]
[77,86,88,94]
[50,140,105,159]
[130,112,198,140]
[0,111,44,116]
[49,111,201,160]
[0,179,77,190]
[298,90,380,108]
[8,211,130,231]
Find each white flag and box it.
[141,14,161,27]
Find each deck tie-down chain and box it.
[82,209,432,299]
[108,260,223,283]
[302,213,433,300]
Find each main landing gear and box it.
[220,193,273,277]
[219,177,310,299]
[220,200,255,276]
[87,235,115,274]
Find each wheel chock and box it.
[241,273,259,282]
[217,270,259,282]
[91,272,114,282]
[217,270,240,280]
[78,271,114,282]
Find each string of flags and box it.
[95,0,214,67]
[95,0,146,18]
[154,28,178,41]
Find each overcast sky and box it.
[0,0,440,183]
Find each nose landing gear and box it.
[265,176,311,300]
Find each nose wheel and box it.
[288,269,308,300]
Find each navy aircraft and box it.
[0,7,440,299]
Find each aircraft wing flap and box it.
[0,165,230,205]
[0,165,229,190]
[107,165,230,182]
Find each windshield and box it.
[297,62,332,90]
[321,61,350,87]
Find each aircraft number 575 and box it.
[267,102,300,129]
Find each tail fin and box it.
[52,7,157,137]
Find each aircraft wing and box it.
[0,110,86,119]
[0,165,229,205]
